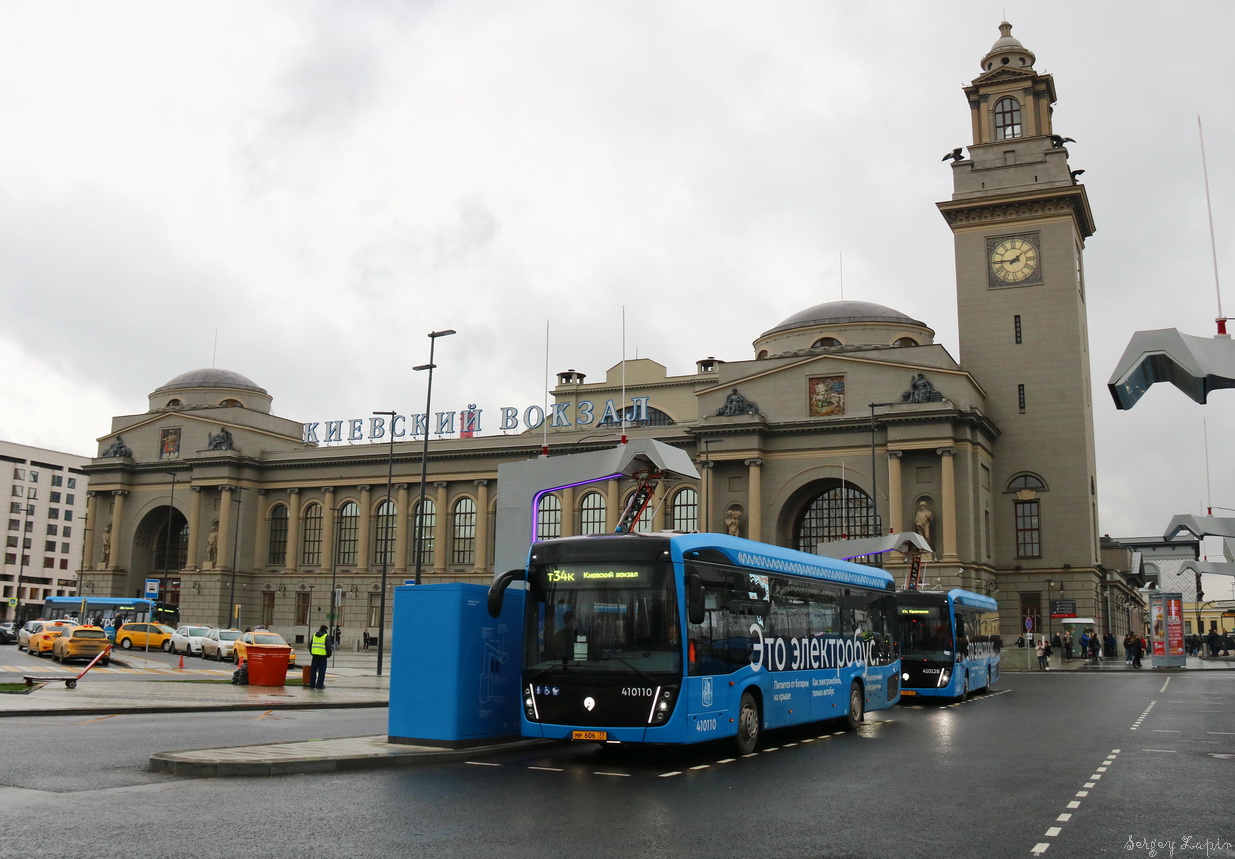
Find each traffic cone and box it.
[178,654,184,670]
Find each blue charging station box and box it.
[388,582,524,747]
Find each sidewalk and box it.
[999,651,1235,672]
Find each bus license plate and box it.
[573,730,607,741]
[901,690,916,696]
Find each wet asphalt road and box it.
[1,671,1232,859]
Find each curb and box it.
[0,699,388,719]
[150,738,550,777]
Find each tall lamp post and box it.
[373,410,398,678]
[13,501,33,625]
[228,487,244,629]
[162,472,178,603]
[868,402,898,538]
[413,328,455,586]
[1045,578,1054,656]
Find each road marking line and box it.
[1160,678,1171,693]
[689,764,710,771]
[1031,842,1051,854]
[716,758,735,764]
[1045,827,1061,837]
[1057,814,1072,822]
[1067,801,1081,809]
[528,766,563,772]
[77,714,118,724]
[1084,782,1095,788]
[1152,729,1181,733]
[1141,749,1176,753]
[594,771,631,777]
[465,761,501,767]
[659,771,682,778]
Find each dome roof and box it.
[153,368,268,395]
[761,300,926,338]
[980,21,1035,71]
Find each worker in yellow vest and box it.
[309,624,331,689]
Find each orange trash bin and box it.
[245,645,291,687]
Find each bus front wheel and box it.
[846,682,864,730]
[736,691,760,755]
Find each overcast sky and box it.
[5,2,1235,591]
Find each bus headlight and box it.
[937,668,951,688]
[648,687,677,724]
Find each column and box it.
[217,485,234,571]
[605,477,621,532]
[284,488,300,574]
[886,451,903,535]
[433,482,449,573]
[744,459,763,542]
[559,484,574,538]
[84,491,98,569]
[937,447,958,561]
[394,483,410,575]
[356,485,372,572]
[252,490,267,570]
[108,490,128,571]
[321,487,336,569]
[473,479,490,575]
[185,486,203,569]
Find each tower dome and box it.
[980,21,1036,72]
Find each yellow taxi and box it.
[114,622,172,651]
[17,619,74,651]
[51,626,112,665]
[233,630,296,668]
[27,625,68,656]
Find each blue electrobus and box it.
[896,588,1001,700]
[488,531,901,754]
[39,596,180,629]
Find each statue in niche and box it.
[207,427,234,451]
[101,522,112,566]
[207,525,219,565]
[102,436,133,458]
[716,389,759,417]
[724,504,744,537]
[914,500,934,544]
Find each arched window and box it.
[793,483,877,556]
[267,504,288,565]
[166,399,182,408]
[412,497,436,569]
[219,398,243,408]
[336,501,359,565]
[812,337,842,348]
[451,498,477,565]
[373,499,396,567]
[1007,473,1047,491]
[301,502,323,565]
[579,492,606,535]
[893,337,918,347]
[994,97,1022,139]
[599,404,675,428]
[757,350,769,359]
[537,494,562,540]
[670,487,698,532]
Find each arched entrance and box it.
[134,506,188,605]
[788,480,878,556]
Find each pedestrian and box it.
[309,624,331,690]
[1015,634,1025,648]
[1035,637,1048,670]
[1052,632,1062,657]
[1063,631,1073,662]
[1207,628,1220,658]
[1129,634,1144,669]
[1123,633,1134,665]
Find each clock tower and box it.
[937,23,1100,620]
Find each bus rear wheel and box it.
[846,682,864,730]
[736,691,760,755]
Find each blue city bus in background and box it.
[896,588,1001,700]
[488,531,901,754]
[39,596,179,631]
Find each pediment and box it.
[971,67,1036,87]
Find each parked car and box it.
[51,626,111,665]
[233,630,296,668]
[27,626,67,657]
[0,621,15,644]
[170,624,213,656]
[114,622,173,651]
[18,619,74,651]
[201,628,242,661]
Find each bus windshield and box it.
[525,560,681,677]
[898,602,955,663]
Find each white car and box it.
[170,624,213,656]
[200,628,242,661]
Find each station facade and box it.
[79,23,1146,647]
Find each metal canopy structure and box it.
[1162,515,1235,580]
[814,531,933,561]
[1108,328,1235,410]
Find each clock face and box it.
[988,235,1040,284]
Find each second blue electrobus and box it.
[896,588,1001,700]
[488,531,901,754]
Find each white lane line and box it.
[594,771,631,778]
[1045,827,1061,837]
[465,761,501,767]
[1160,677,1171,693]
[528,766,563,772]
[1031,842,1051,855]
[1141,749,1176,753]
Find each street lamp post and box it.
[413,329,455,586]
[1045,578,1054,659]
[13,501,33,626]
[162,472,178,604]
[373,409,399,678]
[868,402,898,538]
